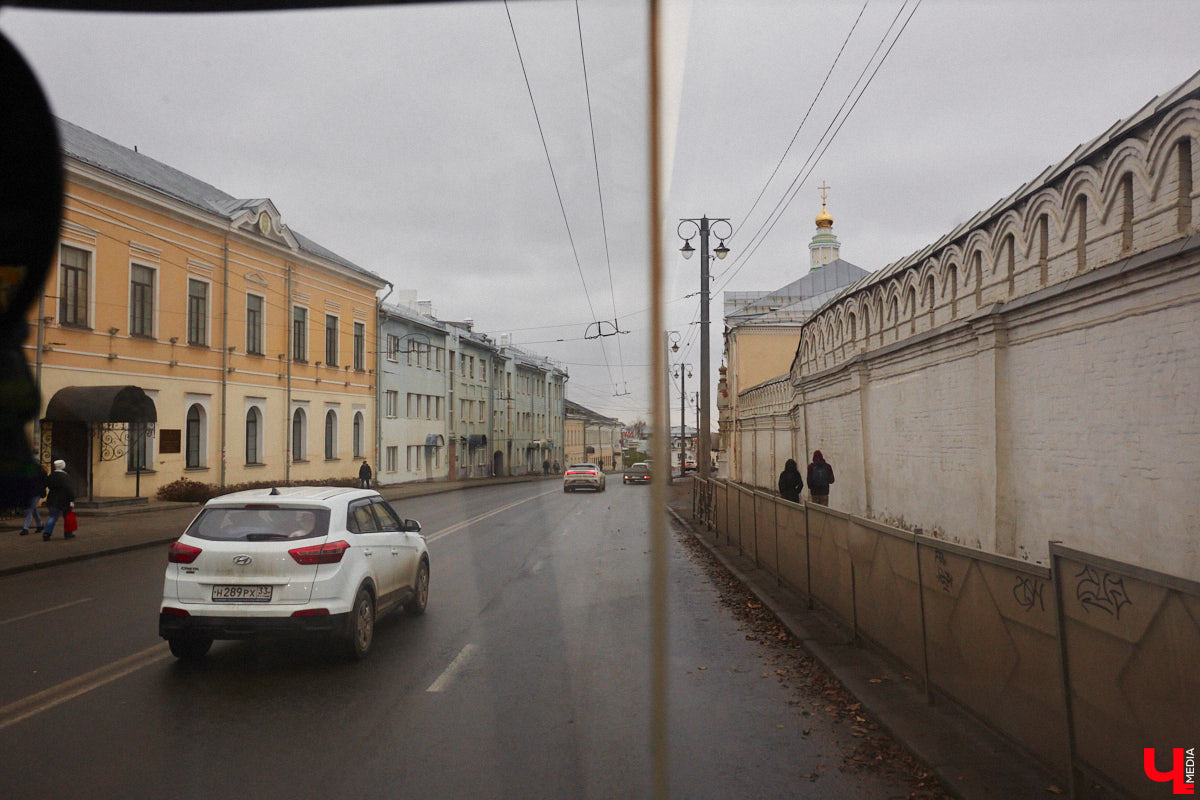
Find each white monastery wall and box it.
[727,86,1200,579]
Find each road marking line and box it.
[426,487,559,543]
[0,597,94,626]
[426,643,479,693]
[0,642,171,731]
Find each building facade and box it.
[564,399,623,471]
[378,302,448,484]
[26,119,387,501]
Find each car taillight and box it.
[291,609,330,617]
[289,540,350,565]
[168,542,202,564]
[161,606,190,616]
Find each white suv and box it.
[159,486,429,661]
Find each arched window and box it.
[948,263,960,318]
[186,404,205,468]
[924,275,936,326]
[324,410,338,460]
[906,287,917,334]
[245,407,262,465]
[292,408,306,462]
[353,411,364,459]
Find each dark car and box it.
[623,463,651,485]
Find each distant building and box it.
[721,192,869,477]
[564,400,623,471]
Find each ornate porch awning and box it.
[45,385,157,424]
[468,434,487,448]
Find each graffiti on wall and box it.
[1012,575,1046,612]
[1075,565,1132,618]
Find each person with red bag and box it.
[43,459,76,541]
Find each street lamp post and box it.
[678,216,730,478]
[673,364,691,474]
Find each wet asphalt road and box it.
[0,480,922,799]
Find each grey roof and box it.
[724,258,871,326]
[564,399,618,424]
[380,300,447,334]
[57,118,385,285]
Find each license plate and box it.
[212,585,272,602]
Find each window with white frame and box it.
[385,390,399,418]
[292,306,308,362]
[353,411,364,458]
[386,446,398,472]
[324,409,338,460]
[245,406,263,465]
[292,408,307,461]
[185,403,205,468]
[130,263,155,337]
[246,293,264,355]
[187,278,208,346]
[59,244,90,327]
[353,323,365,371]
[325,314,339,367]
[387,333,400,361]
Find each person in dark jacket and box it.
[807,450,835,506]
[778,458,803,503]
[21,460,48,536]
[43,459,75,540]
[358,460,372,489]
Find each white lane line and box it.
[425,487,559,543]
[0,642,171,731]
[0,597,94,626]
[426,643,479,693]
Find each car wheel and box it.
[344,586,375,660]
[168,636,212,661]
[407,559,430,617]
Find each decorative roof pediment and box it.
[230,199,298,249]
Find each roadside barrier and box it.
[689,476,1200,800]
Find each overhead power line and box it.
[716,0,923,295]
[503,0,616,389]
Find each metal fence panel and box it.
[1052,545,1200,799]
[920,540,1069,776]
[775,499,808,595]
[845,518,924,676]
[806,504,854,626]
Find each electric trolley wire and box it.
[727,0,870,249]
[503,0,617,389]
[574,0,627,392]
[715,0,922,296]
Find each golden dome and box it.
[815,202,833,228]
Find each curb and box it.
[665,505,1058,800]
[0,475,551,578]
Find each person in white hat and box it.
[43,459,76,541]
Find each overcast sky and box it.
[3,0,1199,425]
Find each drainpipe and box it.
[375,282,393,485]
[285,264,292,484]
[34,291,45,452]
[220,237,229,488]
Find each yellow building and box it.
[563,399,622,471]
[24,120,388,501]
[721,197,868,477]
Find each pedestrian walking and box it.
[542,459,550,477]
[807,450,835,506]
[552,460,560,474]
[43,459,76,540]
[21,460,48,536]
[777,458,803,503]
[358,459,372,489]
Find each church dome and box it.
[815,203,833,228]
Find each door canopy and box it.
[45,385,157,424]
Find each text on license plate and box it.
[212,585,273,602]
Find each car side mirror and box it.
[403,519,422,533]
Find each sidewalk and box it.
[663,481,1059,800]
[0,474,547,577]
